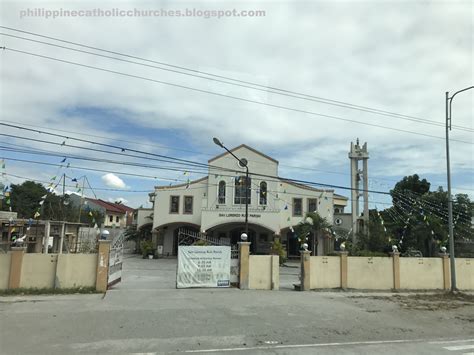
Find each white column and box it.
[58,222,65,254]
[43,221,50,254]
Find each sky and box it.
[0,0,472,210]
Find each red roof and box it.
[86,198,134,214]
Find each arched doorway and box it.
[154,223,201,257]
[205,222,276,254]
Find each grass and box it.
[0,286,99,296]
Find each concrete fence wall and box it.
[310,256,340,289]
[301,252,474,291]
[347,257,394,290]
[0,253,11,289]
[249,255,279,290]
[0,241,110,292]
[238,242,278,290]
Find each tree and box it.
[295,212,332,254]
[383,175,473,256]
[355,209,392,253]
[6,180,94,222]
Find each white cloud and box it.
[101,173,127,189]
[0,0,472,206]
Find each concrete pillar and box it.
[238,242,250,290]
[390,252,401,290]
[339,251,349,289]
[362,157,369,236]
[9,247,26,289]
[440,254,450,290]
[43,221,50,254]
[58,222,65,254]
[271,255,279,290]
[96,240,111,293]
[300,250,311,291]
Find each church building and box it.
[150,144,348,257]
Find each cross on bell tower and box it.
[349,139,369,242]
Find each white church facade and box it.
[150,145,348,257]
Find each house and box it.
[150,144,348,257]
[68,196,135,229]
[0,213,87,254]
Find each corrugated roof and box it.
[86,198,134,214]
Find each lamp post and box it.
[213,138,249,236]
[445,86,473,292]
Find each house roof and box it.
[208,144,279,164]
[86,198,134,214]
[334,193,349,200]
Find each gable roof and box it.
[155,176,208,190]
[86,198,134,214]
[208,144,279,164]
[280,179,334,194]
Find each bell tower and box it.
[349,139,369,242]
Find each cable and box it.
[0,145,211,176]
[1,26,472,132]
[3,120,472,192]
[2,31,473,132]
[2,47,473,145]
[0,125,395,194]
[2,152,394,197]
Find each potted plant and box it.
[140,240,155,259]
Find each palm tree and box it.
[295,212,332,255]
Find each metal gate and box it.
[107,232,124,289]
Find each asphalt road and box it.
[0,255,472,354]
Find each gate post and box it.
[339,251,349,289]
[238,242,250,290]
[300,250,311,291]
[390,251,401,290]
[96,240,111,293]
[440,253,450,290]
[9,247,26,289]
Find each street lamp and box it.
[213,137,249,237]
[445,86,473,292]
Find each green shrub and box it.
[351,250,389,257]
[140,240,154,258]
[271,239,287,265]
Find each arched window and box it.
[234,176,251,204]
[218,181,226,204]
[259,181,267,205]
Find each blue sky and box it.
[0,0,472,209]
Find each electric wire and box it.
[2,47,473,145]
[2,31,473,132]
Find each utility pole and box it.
[62,173,66,221]
[77,177,86,223]
[445,86,473,292]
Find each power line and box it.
[2,47,473,145]
[3,173,151,192]
[2,30,472,132]
[2,154,393,195]
[3,119,472,191]
[0,145,211,176]
[0,133,211,174]
[0,123,396,194]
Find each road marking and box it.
[444,345,474,351]
[184,338,427,353]
[429,339,474,344]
